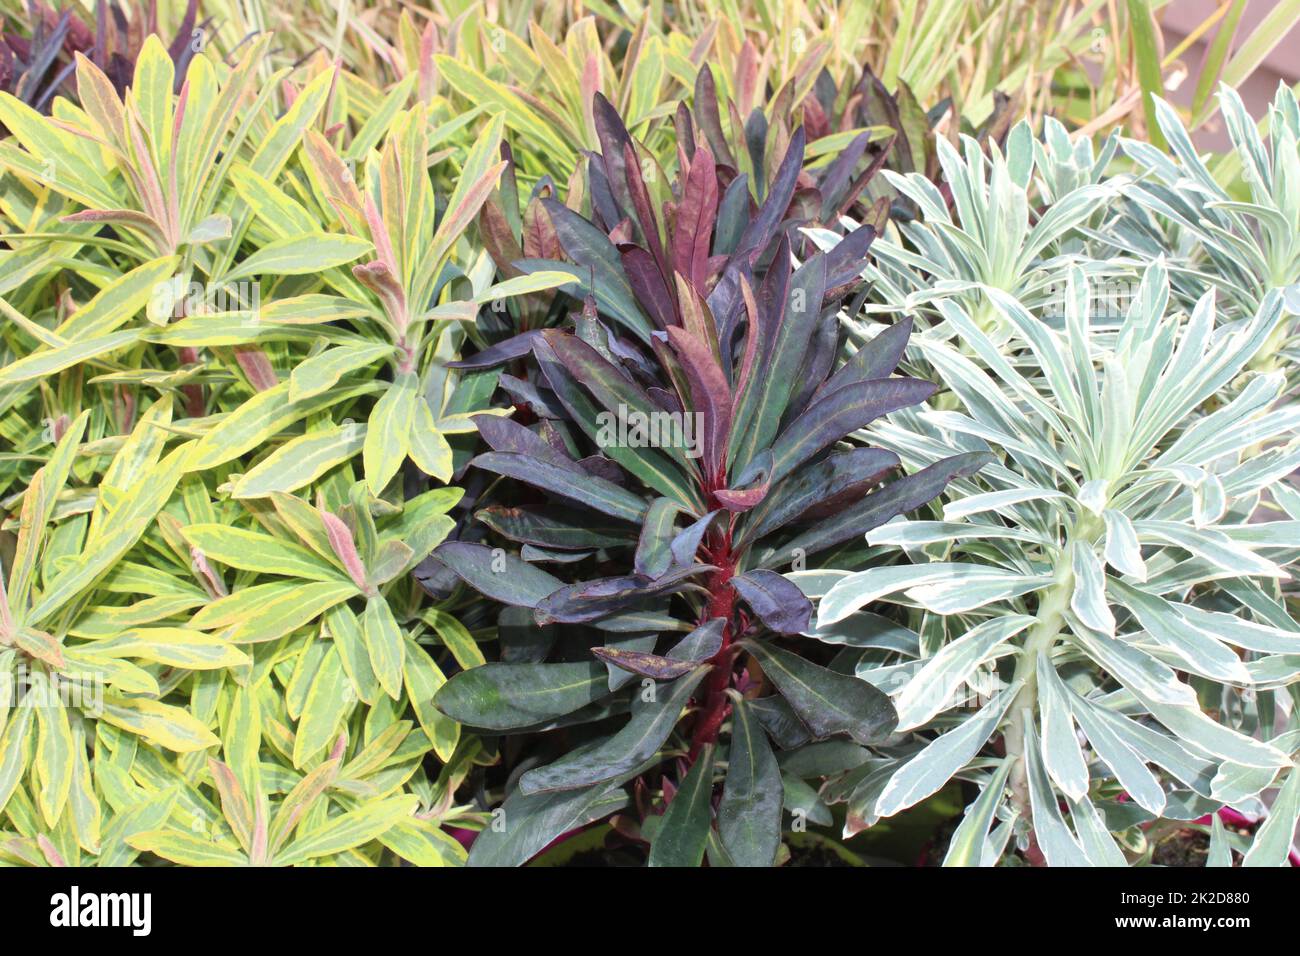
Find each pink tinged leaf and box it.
[428,161,508,270]
[329,730,348,762]
[619,244,676,329]
[304,130,364,221]
[319,508,371,595]
[418,21,439,104]
[168,78,186,236]
[620,141,669,282]
[692,66,734,168]
[125,108,173,249]
[364,194,400,276]
[733,41,759,115]
[608,217,634,245]
[672,145,718,293]
[0,560,13,637]
[37,835,67,867]
[61,209,168,246]
[666,326,732,480]
[353,260,409,334]
[714,451,771,512]
[15,627,64,669]
[190,546,228,598]
[234,346,278,392]
[250,798,269,865]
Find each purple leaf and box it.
[620,243,677,330]
[692,66,735,168]
[744,447,899,544]
[590,646,700,681]
[432,541,565,608]
[592,93,637,222]
[469,451,646,522]
[670,510,720,567]
[765,377,938,485]
[666,326,732,480]
[672,146,719,292]
[535,564,713,625]
[666,618,727,662]
[731,569,813,634]
[620,141,670,282]
[448,331,543,369]
[816,317,914,401]
[757,452,994,569]
[473,414,584,473]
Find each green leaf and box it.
[289,343,395,403]
[740,639,897,746]
[231,424,367,498]
[1242,768,1300,867]
[35,697,75,827]
[942,759,1014,867]
[0,703,35,814]
[363,372,419,494]
[293,644,349,768]
[648,745,715,867]
[718,694,782,867]
[222,234,372,283]
[87,627,250,670]
[181,523,349,582]
[434,662,610,731]
[99,697,220,753]
[127,829,247,866]
[403,637,460,762]
[188,382,376,473]
[877,682,1019,818]
[362,595,405,700]
[194,581,357,644]
[432,542,564,608]
[30,446,188,624]
[468,781,628,867]
[275,794,417,865]
[519,665,710,794]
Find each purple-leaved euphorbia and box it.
[427,93,990,868]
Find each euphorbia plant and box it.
[427,101,987,866]
[810,266,1300,866]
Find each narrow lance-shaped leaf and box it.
[740,639,897,745]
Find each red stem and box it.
[687,513,739,761]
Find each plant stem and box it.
[687,526,738,761]
[1002,555,1073,855]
